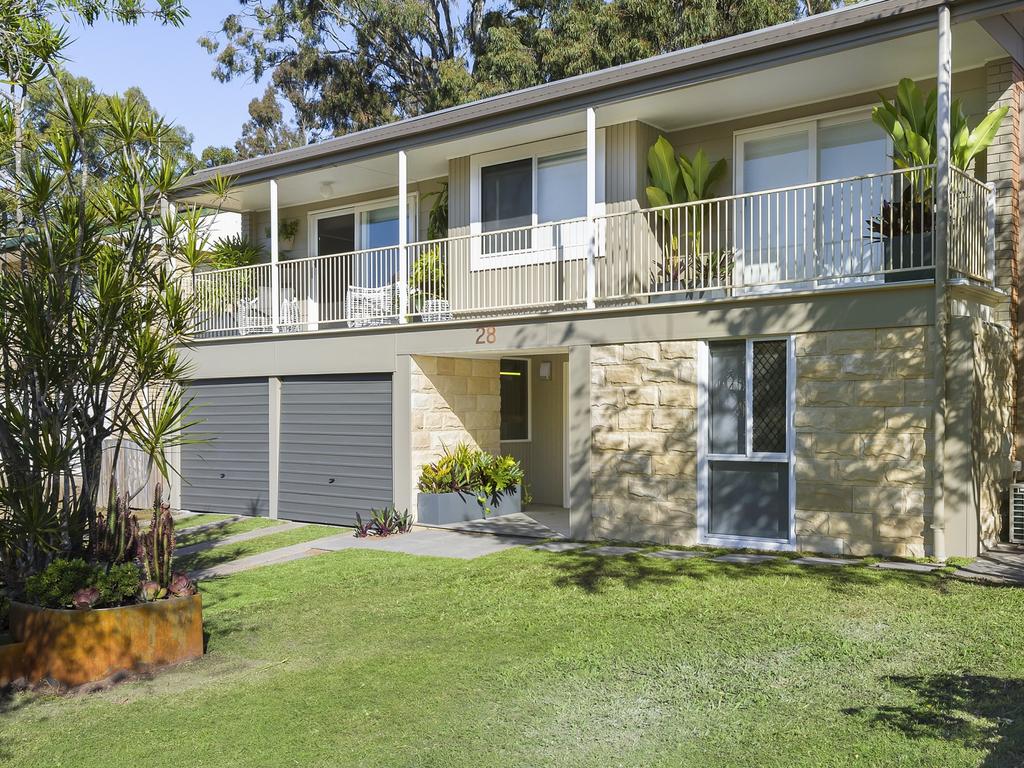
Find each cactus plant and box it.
[92,485,140,566]
[139,483,174,591]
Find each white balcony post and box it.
[398,150,410,323]
[585,107,597,309]
[931,3,952,563]
[986,181,997,282]
[270,178,281,333]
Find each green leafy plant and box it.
[869,78,1007,243]
[25,558,141,609]
[266,218,299,242]
[354,507,414,538]
[410,248,447,302]
[425,181,449,240]
[206,234,265,270]
[417,444,525,514]
[645,136,729,288]
[873,78,1009,179]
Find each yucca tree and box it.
[0,4,228,586]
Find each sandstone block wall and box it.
[590,341,699,545]
[409,356,500,501]
[589,329,937,555]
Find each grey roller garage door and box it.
[181,378,270,517]
[278,374,393,525]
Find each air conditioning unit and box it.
[1012,484,1024,544]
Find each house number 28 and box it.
[476,326,496,344]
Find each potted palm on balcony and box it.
[645,137,732,301]
[870,78,1007,282]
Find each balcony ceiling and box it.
[187,18,1007,213]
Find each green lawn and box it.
[172,513,233,531]
[175,524,339,572]
[3,548,1024,767]
[175,516,283,549]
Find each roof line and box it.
[175,0,1016,195]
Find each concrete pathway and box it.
[438,511,566,540]
[191,527,531,580]
[954,544,1024,585]
[176,521,306,557]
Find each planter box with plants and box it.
[3,493,202,688]
[417,444,525,525]
[869,78,1008,283]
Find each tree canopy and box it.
[201,0,850,162]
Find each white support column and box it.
[585,107,597,309]
[398,150,410,323]
[932,3,952,563]
[270,178,281,333]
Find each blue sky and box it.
[59,3,267,152]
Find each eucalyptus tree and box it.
[0,1,229,585]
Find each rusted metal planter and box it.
[8,595,203,686]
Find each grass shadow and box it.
[844,674,1024,767]
[545,546,945,595]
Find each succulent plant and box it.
[92,485,140,565]
[72,586,101,610]
[140,580,165,602]
[139,483,174,591]
[168,572,197,598]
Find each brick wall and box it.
[409,356,500,501]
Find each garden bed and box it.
[8,595,203,687]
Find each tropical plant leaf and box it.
[647,135,683,205]
[645,185,671,209]
[958,105,1009,169]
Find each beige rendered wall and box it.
[409,356,501,507]
[500,353,569,507]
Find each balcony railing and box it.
[190,165,994,339]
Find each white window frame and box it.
[732,109,892,289]
[696,337,796,551]
[469,132,606,271]
[306,193,418,259]
[733,107,890,192]
[499,357,532,444]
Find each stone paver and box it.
[713,553,781,564]
[192,527,529,579]
[440,512,565,540]
[792,556,862,567]
[585,546,643,557]
[528,541,589,553]
[871,561,943,573]
[952,546,1024,585]
[644,550,705,560]
[176,521,306,557]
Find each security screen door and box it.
[704,338,792,541]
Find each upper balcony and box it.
[174,3,1016,342]
[189,164,993,339]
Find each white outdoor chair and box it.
[345,283,397,327]
[279,297,302,332]
[422,298,453,323]
[236,298,271,335]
